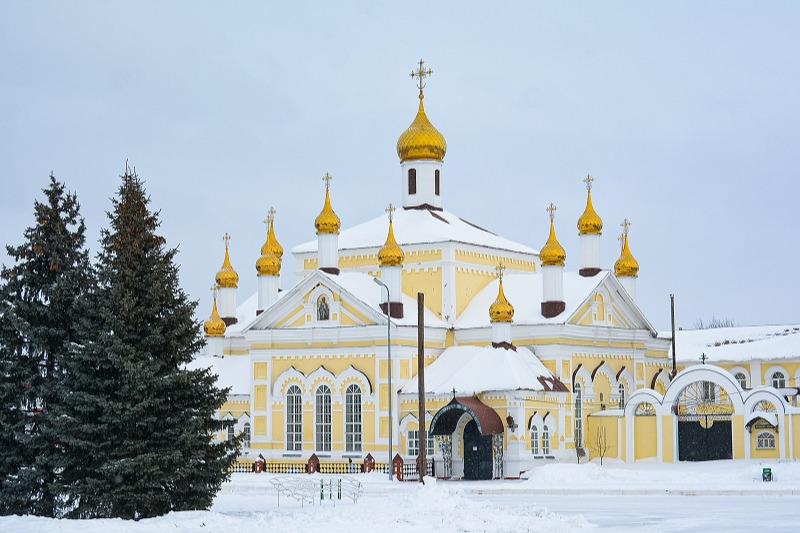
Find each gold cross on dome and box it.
[264,207,276,226]
[583,174,594,191]
[620,218,632,236]
[385,203,396,223]
[223,232,231,246]
[410,58,433,96]
[210,284,218,298]
[495,262,506,280]
[546,202,557,221]
[322,172,333,190]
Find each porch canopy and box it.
[429,396,504,436]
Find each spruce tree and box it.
[53,166,237,519]
[0,175,92,516]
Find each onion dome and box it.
[257,210,282,276]
[489,272,514,323]
[396,94,447,163]
[615,231,640,278]
[378,206,404,267]
[578,189,603,235]
[215,233,239,288]
[314,174,341,235]
[540,205,566,267]
[203,295,226,337]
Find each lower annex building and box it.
[192,61,800,478]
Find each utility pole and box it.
[416,292,427,484]
[670,294,677,378]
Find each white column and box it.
[318,233,339,273]
[542,265,564,303]
[258,275,280,311]
[218,286,237,320]
[619,276,637,301]
[379,266,402,304]
[579,234,600,274]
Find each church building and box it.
[193,61,800,478]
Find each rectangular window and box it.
[408,169,417,194]
[407,430,419,457]
[435,170,440,196]
[286,387,302,451]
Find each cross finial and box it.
[700,352,707,364]
[264,206,276,226]
[385,203,396,223]
[210,284,218,298]
[546,202,557,221]
[620,218,632,236]
[583,174,594,191]
[495,262,506,280]
[223,232,231,247]
[322,172,333,190]
[410,58,433,98]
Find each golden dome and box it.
[540,206,566,267]
[396,95,447,163]
[257,210,282,276]
[378,213,404,267]
[203,295,226,337]
[315,175,341,235]
[489,274,514,323]
[577,189,603,235]
[615,231,640,278]
[215,234,239,289]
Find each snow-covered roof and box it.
[456,272,606,328]
[401,344,561,395]
[292,208,536,255]
[661,324,800,363]
[187,355,250,395]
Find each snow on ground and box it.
[2,462,799,532]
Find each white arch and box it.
[573,365,594,396]
[336,365,374,397]
[541,410,558,434]
[272,366,306,399]
[624,389,664,462]
[729,366,750,389]
[528,412,544,431]
[308,366,337,399]
[764,365,789,388]
[592,363,618,390]
[661,365,746,411]
[744,388,788,415]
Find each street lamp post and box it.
[373,277,393,481]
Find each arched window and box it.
[701,381,716,402]
[408,168,417,194]
[618,383,626,409]
[227,425,234,442]
[542,425,550,455]
[771,371,786,389]
[530,426,539,455]
[315,385,332,452]
[286,385,302,451]
[734,372,747,389]
[574,383,583,448]
[757,431,776,450]
[243,422,251,448]
[317,295,330,321]
[434,169,440,196]
[345,384,362,452]
[635,402,656,416]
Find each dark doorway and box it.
[463,420,493,480]
[678,418,732,461]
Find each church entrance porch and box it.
[429,396,504,479]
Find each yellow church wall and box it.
[271,356,375,389]
[454,250,536,271]
[254,385,268,410]
[254,416,266,437]
[302,404,314,451]
[620,418,626,460]
[586,416,619,460]
[455,269,495,318]
[254,362,268,381]
[749,426,779,459]
[220,400,249,419]
[274,306,304,328]
[634,416,657,460]
[271,408,284,443]
[402,268,442,317]
[793,415,800,460]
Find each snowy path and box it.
[2,461,799,532]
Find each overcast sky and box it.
[2,1,798,331]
